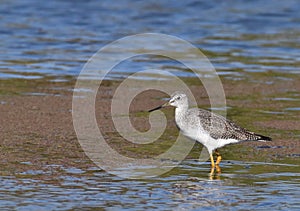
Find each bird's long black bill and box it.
[148,105,163,112]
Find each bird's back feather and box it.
[194,108,272,141]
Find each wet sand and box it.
[0,77,299,176]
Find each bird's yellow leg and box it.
[209,153,215,176]
[210,153,215,168]
[215,149,222,165]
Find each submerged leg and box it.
[209,150,222,177]
[215,149,222,165]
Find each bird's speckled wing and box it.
[196,109,271,141]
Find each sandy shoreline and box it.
[0,77,299,176]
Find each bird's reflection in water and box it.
[209,165,221,180]
[172,174,226,208]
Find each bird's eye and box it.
[176,96,181,100]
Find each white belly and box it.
[180,126,239,153]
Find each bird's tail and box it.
[256,134,272,142]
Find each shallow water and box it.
[1,0,300,210]
[1,160,299,210]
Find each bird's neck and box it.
[175,105,188,116]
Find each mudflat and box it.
[0,76,299,176]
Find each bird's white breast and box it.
[175,107,240,152]
[175,110,211,145]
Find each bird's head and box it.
[148,91,188,112]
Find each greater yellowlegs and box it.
[149,91,272,171]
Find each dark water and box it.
[1,0,299,80]
[1,0,300,210]
[1,160,299,210]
